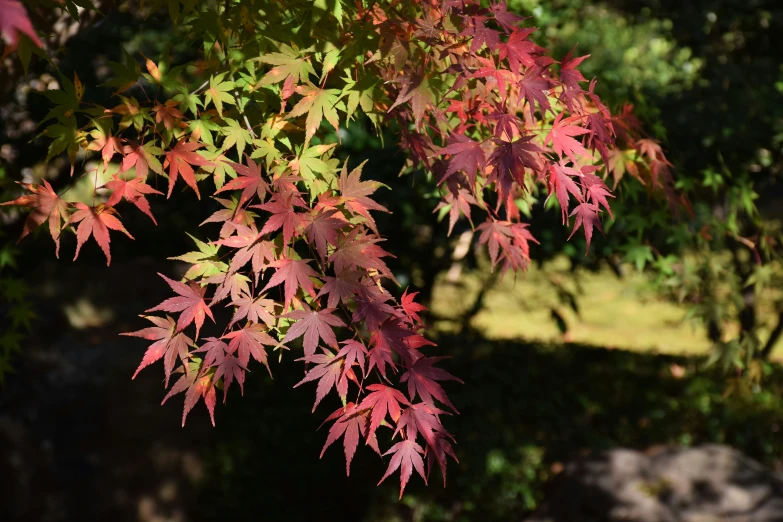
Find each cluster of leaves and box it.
[1,0,677,495]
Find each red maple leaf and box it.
[377,439,426,499]
[394,402,449,451]
[317,270,363,309]
[304,209,345,261]
[400,356,462,412]
[67,203,134,266]
[163,139,212,199]
[262,257,319,308]
[329,230,395,280]
[254,193,306,245]
[351,284,397,331]
[217,155,269,207]
[294,349,349,411]
[122,315,193,387]
[228,293,277,328]
[545,114,591,164]
[490,0,526,30]
[559,45,590,92]
[320,403,380,476]
[486,136,543,199]
[547,162,583,223]
[1,179,69,256]
[212,353,245,403]
[518,66,553,119]
[338,161,389,233]
[216,224,276,281]
[358,383,411,438]
[568,202,603,253]
[434,188,477,236]
[207,272,251,304]
[438,135,486,186]
[388,72,434,130]
[222,323,277,373]
[196,337,246,403]
[582,171,614,218]
[282,306,346,357]
[476,218,513,268]
[0,0,42,48]
[118,142,160,180]
[147,273,215,338]
[152,101,185,131]
[371,319,433,367]
[336,339,368,378]
[400,289,427,325]
[104,175,163,224]
[87,128,122,171]
[499,28,543,72]
[161,364,217,427]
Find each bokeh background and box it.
[2,1,783,521]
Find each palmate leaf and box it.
[122,315,192,387]
[67,203,134,266]
[321,402,380,472]
[220,118,253,158]
[100,47,140,94]
[262,257,318,308]
[164,139,213,199]
[204,72,235,115]
[147,273,215,338]
[378,439,426,499]
[293,349,349,411]
[103,175,163,224]
[169,233,227,280]
[287,85,341,143]
[1,179,69,256]
[282,305,346,357]
[255,41,316,87]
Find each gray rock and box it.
[527,445,783,522]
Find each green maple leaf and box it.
[188,116,222,147]
[39,73,81,124]
[204,73,236,115]
[198,146,236,189]
[100,48,141,94]
[287,85,341,142]
[256,42,316,87]
[2,278,27,302]
[9,301,35,330]
[341,75,377,122]
[0,330,23,356]
[250,138,282,169]
[290,143,338,197]
[319,48,341,83]
[624,244,654,272]
[114,96,151,132]
[172,86,203,117]
[40,115,81,171]
[169,233,228,280]
[220,118,253,158]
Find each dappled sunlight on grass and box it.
[432,260,711,355]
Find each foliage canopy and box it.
[1,0,677,495]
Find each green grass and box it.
[430,259,783,358]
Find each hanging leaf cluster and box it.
[1,0,681,496]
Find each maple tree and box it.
[0,0,681,497]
